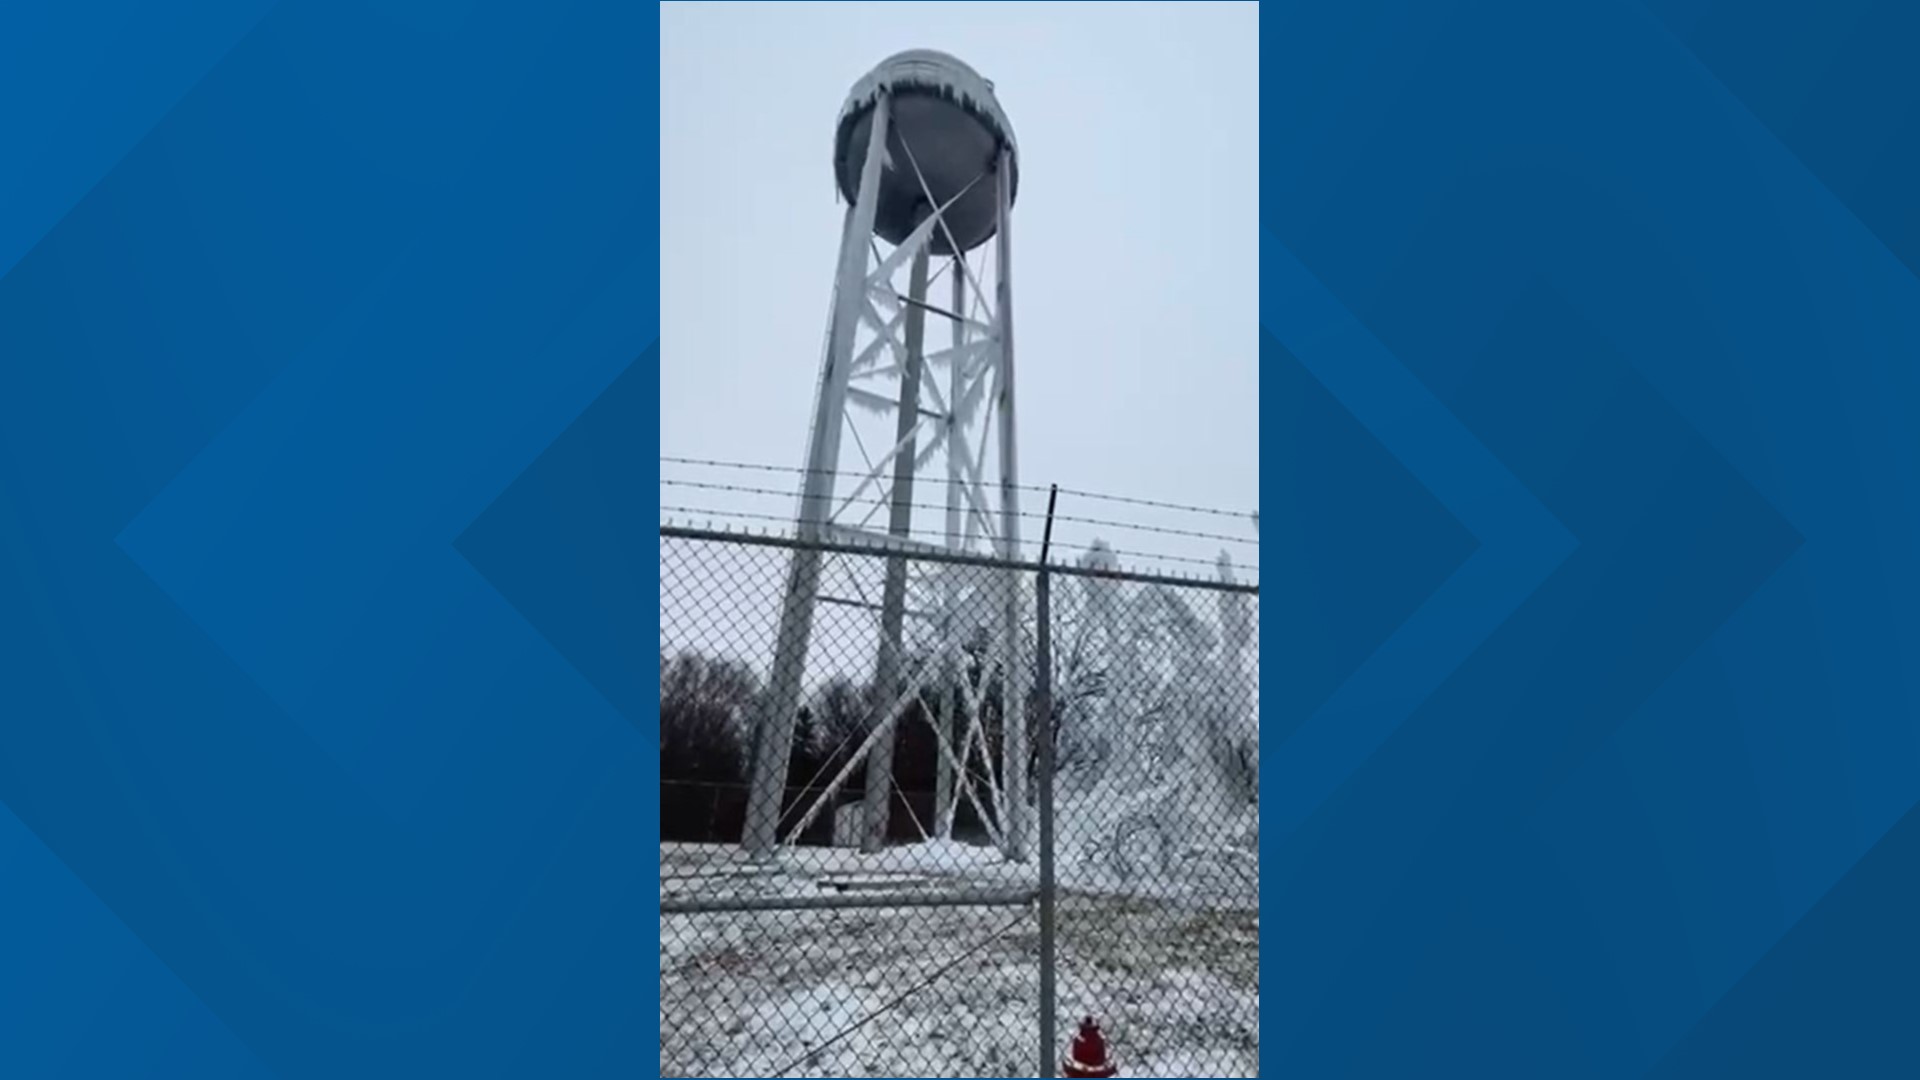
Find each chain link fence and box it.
[660,524,1258,1077]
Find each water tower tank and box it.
[834,49,1018,256]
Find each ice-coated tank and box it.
[833,49,1018,256]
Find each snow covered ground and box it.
[660,842,1258,1077]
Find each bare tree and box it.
[660,651,761,783]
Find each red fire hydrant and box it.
[1062,1016,1118,1077]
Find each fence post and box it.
[1037,484,1060,1079]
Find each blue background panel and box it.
[1,1,655,1076]
[1261,0,1920,1076]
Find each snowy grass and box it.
[660,843,1257,1077]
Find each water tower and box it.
[741,50,1028,862]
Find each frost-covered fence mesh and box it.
[659,525,1258,1077]
[1044,541,1260,1078]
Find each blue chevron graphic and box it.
[1644,0,1920,283]
[1645,793,1920,1077]
[0,1,275,281]
[0,802,272,1077]
[0,1,657,1075]
[1260,240,1578,835]
[1260,0,1917,1074]
[1263,335,1483,745]
[455,353,658,727]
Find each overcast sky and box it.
[660,1,1259,581]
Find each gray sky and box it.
[660,1,1259,582]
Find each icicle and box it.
[836,49,1018,170]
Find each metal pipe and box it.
[994,147,1029,863]
[861,237,932,852]
[661,886,1038,916]
[1036,483,1060,1079]
[937,256,966,841]
[742,92,894,860]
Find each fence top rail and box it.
[660,524,1259,596]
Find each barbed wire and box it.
[658,504,1259,576]
[1053,484,1256,523]
[662,454,1257,522]
[660,477,1258,548]
[661,503,970,542]
[663,454,1048,496]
